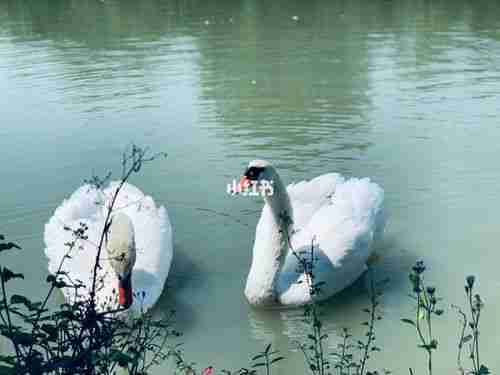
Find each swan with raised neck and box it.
[239,159,385,308]
[241,160,295,306]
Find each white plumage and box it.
[242,161,385,307]
[44,182,173,313]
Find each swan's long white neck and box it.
[245,168,293,306]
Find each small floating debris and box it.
[251,80,257,85]
[292,15,299,21]
[229,17,234,23]
[204,19,211,25]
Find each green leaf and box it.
[0,242,21,253]
[429,339,438,349]
[10,294,31,307]
[270,356,285,364]
[41,324,58,341]
[401,318,415,327]
[461,334,473,345]
[54,280,69,288]
[479,365,490,375]
[110,350,134,367]
[46,275,56,283]
[1,268,24,283]
[418,309,426,321]
[252,362,266,368]
[251,353,265,361]
[264,343,272,354]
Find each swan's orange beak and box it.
[118,274,133,309]
[238,175,251,192]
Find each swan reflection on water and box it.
[246,280,367,351]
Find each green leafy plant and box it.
[402,261,443,375]
[250,343,284,375]
[0,145,178,375]
[403,262,489,375]
[330,271,387,375]
[220,343,284,375]
[454,275,489,375]
[289,234,384,375]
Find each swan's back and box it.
[44,182,173,312]
[277,174,385,305]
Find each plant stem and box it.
[0,266,21,358]
[359,272,376,375]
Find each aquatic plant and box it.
[402,260,443,375]
[403,261,489,375]
[0,146,493,375]
[454,275,489,375]
[288,236,384,375]
[0,145,178,375]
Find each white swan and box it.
[238,160,385,307]
[44,182,173,313]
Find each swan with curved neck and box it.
[44,182,173,313]
[239,160,385,307]
[106,212,136,309]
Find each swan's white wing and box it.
[287,173,344,231]
[278,177,385,305]
[44,185,111,307]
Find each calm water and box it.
[1,0,500,373]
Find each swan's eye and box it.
[245,166,264,180]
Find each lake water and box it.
[1,0,500,373]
